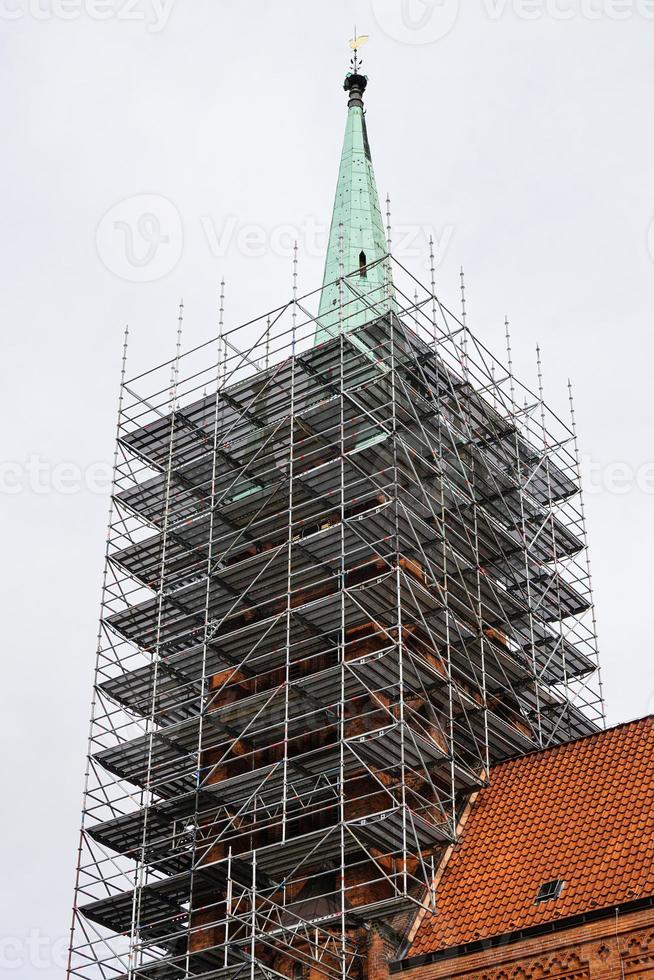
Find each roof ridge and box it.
[490,713,654,773]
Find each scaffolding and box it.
[67,252,604,980]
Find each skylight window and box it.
[535,879,565,903]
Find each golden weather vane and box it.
[349,29,369,73]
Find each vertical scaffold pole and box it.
[429,235,437,346]
[461,301,488,777]
[459,266,469,386]
[433,320,456,840]
[185,289,226,972]
[568,378,606,727]
[131,301,184,976]
[536,344,571,739]
[385,193,393,303]
[338,221,347,980]
[387,235,408,896]
[505,317,542,745]
[66,323,130,980]
[292,239,299,336]
[283,245,298,844]
[250,849,257,980]
[225,847,233,969]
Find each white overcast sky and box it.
[1,0,653,975]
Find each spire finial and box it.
[345,32,369,107]
[349,29,368,75]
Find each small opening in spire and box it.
[359,251,367,278]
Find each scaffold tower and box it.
[67,56,604,980]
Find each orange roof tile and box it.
[408,716,654,956]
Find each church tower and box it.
[67,52,603,980]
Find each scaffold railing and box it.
[67,252,604,980]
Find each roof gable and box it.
[407,716,654,957]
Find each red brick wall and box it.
[365,926,396,980]
[396,906,654,980]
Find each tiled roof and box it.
[408,715,654,957]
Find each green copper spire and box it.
[315,66,395,344]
